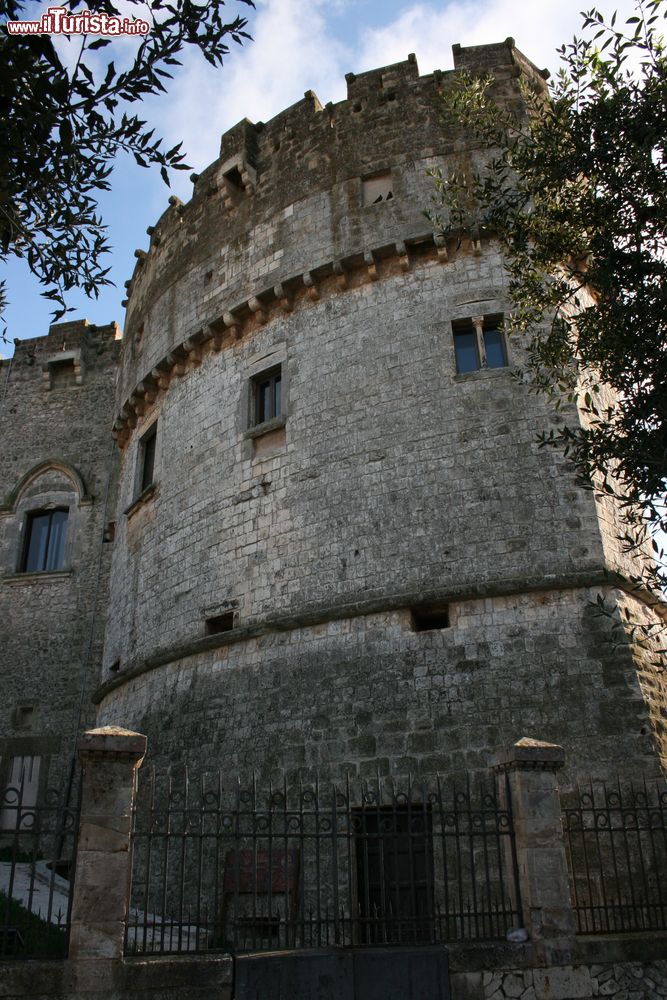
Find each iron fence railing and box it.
[563,778,667,934]
[124,770,522,955]
[0,761,80,960]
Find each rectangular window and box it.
[452,324,480,374]
[253,367,282,426]
[22,509,68,572]
[452,314,507,373]
[483,322,507,369]
[362,172,393,206]
[355,805,433,944]
[205,612,235,635]
[140,423,157,493]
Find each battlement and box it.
[119,41,550,415]
[11,319,121,359]
[128,41,548,279]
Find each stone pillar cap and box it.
[490,736,565,771]
[78,726,147,759]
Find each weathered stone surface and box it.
[534,966,592,1000]
[0,320,121,789]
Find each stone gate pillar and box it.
[491,737,576,963]
[69,726,147,960]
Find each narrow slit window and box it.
[140,423,157,493]
[253,368,282,426]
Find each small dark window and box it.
[452,325,479,374]
[224,165,245,191]
[411,606,450,632]
[13,705,35,730]
[110,660,121,673]
[253,368,282,426]
[49,358,76,388]
[206,612,235,635]
[140,424,157,493]
[22,509,68,572]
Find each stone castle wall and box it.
[0,320,121,786]
[91,43,666,784]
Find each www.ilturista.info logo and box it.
[6,6,150,35]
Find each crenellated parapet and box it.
[113,41,549,445]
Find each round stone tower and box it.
[95,42,667,786]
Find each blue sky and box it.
[1,0,640,357]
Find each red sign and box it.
[223,849,299,893]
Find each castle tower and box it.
[92,42,666,786]
[0,320,121,794]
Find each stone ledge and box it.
[124,482,157,519]
[93,570,628,705]
[78,726,147,760]
[490,738,566,773]
[244,414,287,440]
[2,569,73,585]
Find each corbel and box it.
[152,367,171,391]
[113,426,130,449]
[274,283,293,312]
[333,261,348,290]
[364,251,378,282]
[208,321,225,352]
[395,241,410,272]
[248,296,267,324]
[434,234,449,263]
[223,311,242,340]
[130,385,146,416]
[164,349,186,378]
[303,272,320,301]
[183,335,203,368]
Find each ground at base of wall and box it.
[469,962,667,1000]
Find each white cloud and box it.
[355,0,643,80]
[152,0,350,183]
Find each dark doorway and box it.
[355,805,433,944]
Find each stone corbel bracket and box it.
[115,230,468,446]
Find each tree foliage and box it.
[0,0,253,328]
[429,1,667,608]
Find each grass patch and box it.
[0,891,68,959]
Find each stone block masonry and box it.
[0,320,121,789]
[93,42,666,787]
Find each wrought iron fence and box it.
[125,770,522,955]
[0,759,80,960]
[563,777,667,934]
